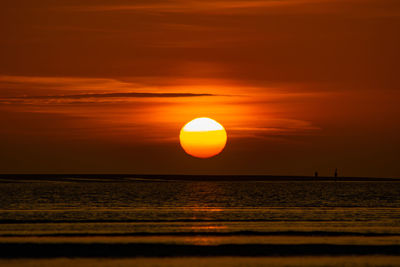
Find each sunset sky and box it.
[1,0,399,177]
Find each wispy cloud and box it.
[0,75,221,104]
[68,0,327,13]
[5,92,216,100]
[0,75,135,92]
[230,120,321,139]
[62,0,400,18]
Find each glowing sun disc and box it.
[179,117,227,158]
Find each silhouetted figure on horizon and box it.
[315,171,318,178]
[334,168,338,178]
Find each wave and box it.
[1,231,399,237]
[0,243,399,258]
[0,218,371,224]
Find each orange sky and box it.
[0,0,399,177]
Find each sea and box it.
[0,176,399,266]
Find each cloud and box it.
[66,0,299,12]
[0,92,218,105]
[15,0,386,14]
[0,75,134,91]
[67,0,338,14]
[7,92,216,99]
[65,0,400,18]
[229,119,322,140]
[0,75,223,105]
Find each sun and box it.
[179,117,227,158]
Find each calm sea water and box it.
[0,178,400,265]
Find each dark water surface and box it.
[0,178,400,265]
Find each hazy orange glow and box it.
[0,0,399,177]
[180,118,227,158]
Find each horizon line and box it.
[0,173,399,181]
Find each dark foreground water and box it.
[0,177,400,266]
